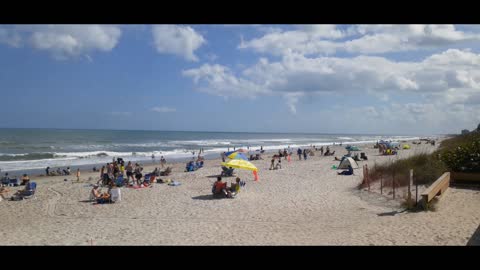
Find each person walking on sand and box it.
[76,168,81,182]
[297,148,302,160]
[303,149,307,160]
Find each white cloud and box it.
[184,48,480,132]
[240,24,480,56]
[0,28,22,47]
[151,106,176,113]
[182,64,269,98]
[0,25,121,60]
[152,25,206,61]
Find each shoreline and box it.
[2,137,434,178]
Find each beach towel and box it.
[168,181,181,186]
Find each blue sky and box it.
[1,25,480,135]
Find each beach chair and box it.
[21,182,37,199]
[221,167,234,177]
[160,167,172,176]
[115,175,125,187]
[1,178,9,187]
[9,178,19,187]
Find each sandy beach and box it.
[1,141,479,245]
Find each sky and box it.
[1,24,480,135]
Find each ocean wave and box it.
[0,152,56,161]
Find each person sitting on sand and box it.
[212,176,228,197]
[230,177,241,194]
[337,165,354,176]
[21,174,30,186]
[91,184,110,203]
[0,187,10,201]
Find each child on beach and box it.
[76,169,80,182]
[270,158,275,170]
[275,159,282,170]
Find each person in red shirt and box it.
[213,176,227,197]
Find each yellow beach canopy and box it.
[221,159,258,171]
[403,144,411,149]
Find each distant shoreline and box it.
[1,137,437,178]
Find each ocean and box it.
[0,128,425,173]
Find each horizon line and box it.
[0,127,446,136]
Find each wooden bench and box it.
[420,172,450,210]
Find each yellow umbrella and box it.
[221,159,259,181]
[221,159,257,171]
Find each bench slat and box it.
[421,172,450,203]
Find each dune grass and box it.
[362,132,479,189]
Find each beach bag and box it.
[110,188,121,202]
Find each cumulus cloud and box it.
[182,64,269,98]
[240,24,480,56]
[151,106,176,113]
[184,48,480,131]
[152,25,206,61]
[0,25,122,60]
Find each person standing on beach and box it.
[100,166,105,179]
[221,152,226,162]
[303,149,308,160]
[320,146,324,156]
[297,148,302,160]
[76,168,80,182]
[126,162,134,184]
[46,167,50,176]
[283,149,288,160]
[270,157,275,170]
[151,154,155,163]
[160,156,166,169]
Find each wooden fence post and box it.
[392,170,396,200]
[408,169,413,209]
[366,164,370,191]
[415,175,419,206]
[380,172,383,195]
